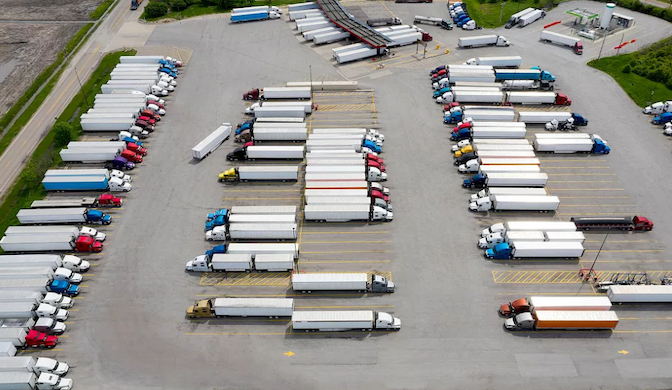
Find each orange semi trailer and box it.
[505,310,619,331]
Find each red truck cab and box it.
[76,236,103,252]
[574,42,583,55]
[370,189,389,203]
[555,93,571,105]
[633,216,654,230]
[243,88,261,100]
[26,329,58,348]
[500,298,530,316]
[366,154,383,165]
[421,32,433,42]
[367,159,386,172]
[126,143,147,156]
[135,120,154,132]
[98,194,123,207]
[141,109,160,121]
[138,116,156,126]
[120,149,143,163]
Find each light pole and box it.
[597,35,607,61]
[75,67,90,110]
[587,233,608,282]
[499,2,506,26]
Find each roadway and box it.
[0,0,152,197]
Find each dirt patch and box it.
[0,0,103,21]
[0,23,82,116]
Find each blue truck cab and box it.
[207,208,230,221]
[48,280,80,296]
[363,139,381,153]
[236,120,254,134]
[463,173,486,188]
[122,137,142,147]
[205,245,227,258]
[433,87,451,98]
[653,112,672,125]
[451,128,471,141]
[485,243,511,259]
[457,17,471,26]
[571,113,588,126]
[430,65,446,76]
[592,138,610,154]
[86,210,112,225]
[444,111,464,124]
[205,214,228,231]
[159,68,177,78]
[158,60,177,70]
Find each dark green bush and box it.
[145,1,169,17]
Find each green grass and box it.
[0,23,94,155]
[0,50,136,251]
[90,0,118,20]
[142,0,307,21]
[589,54,672,108]
[460,0,562,28]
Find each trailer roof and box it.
[292,310,374,321]
[529,296,611,308]
[570,217,633,224]
[534,311,618,321]
[292,273,368,283]
[213,298,294,309]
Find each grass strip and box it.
[459,0,562,28]
[142,0,307,21]
[0,50,136,250]
[0,23,94,152]
[90,0,119,20]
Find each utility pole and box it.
[597,35,607,61]
[75,67,90,110]
[586,233,608,282]
[499,2,506,26]
[616,33,624,55]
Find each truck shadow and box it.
[504,328,615,339]
[285,328,396,339]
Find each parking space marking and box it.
[299,260,391,264]
[585,249,664,253]
[302,250,389,254]
[559,196,630,199]
[493,270,672,283]
[19,349,64,352]
[550,188,624,191]
[549,181,620,183]
[302,231,388,235]
[221,197,302,200]
[199,271,392,286]
[223,189,300,192]
[559,204,636,207]
[301,240,390,244]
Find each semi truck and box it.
[230,206,297,215]
[291,310,401,331]
[607,285,672,303]
[186,298,294,319]
[230,10,281,22]
[243,87,311,100]
[227,145,304,161]
[485,241,584,259]
[643,100,672,115]
[5,225,105,241]
[31,194,122,208]
[462,172,547,188]
[0,255,89,272]
[501,79,554,91]
[246,101,313,115]
[305,165,387,181]
[0,291,73,309]
[305,196,392,212]
[0,279,79,296]
[533,137,610,154]
[469,195,560,212]
[0,302,68,322]
[292,273,394,293]
[0,328,58,349]
[457,35,509,48]
[16,208,111,225]
[479,230,585,249]
[336,47,389,64]
[191,123,232,160]
[505,311,618,331]
[494,68,555,82]
[206,224,298,241]
[0,372,72,389]
[42,176,131,192]
[505,92,570,105]
[218,166,299,182]
[446,110,515,125]
[0,356,69,376]
[253,106,306,118]
[469,187,547,202]
[518,9,544,26]
[540,30,583,55]
[481,221,576,237]
[499,296,612,317]
[0,235,102,253]
[185,252,295,272]
[465,56,522,68]
[504,7,535,28]
[304,204,393,222]
[570,216,654,231]
[518,111,588,125]
[458,157,540,173]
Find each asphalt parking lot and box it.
[34,1,672,389]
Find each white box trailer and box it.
[228,224,298,241]
[0,279,50,293]
[306,159,365,165]
[470,187,547,202]
[253,106,305,118]
[0,235,76,252]
[0,291,43,304]
[226,243,299,259]
[525,296,612,312]
[245,146,305,159]
[488,195,560,211]
[465,56,522,68]
[533,138,594,153]
[475,151,537,158]
[250,127,308,141]
[191,123,232,159]
[458,35,510,48]
[607,285,672,303]
[65,141,125,151]
[518,9,544,26]
[471,139,530,145]
[80,118,134,132]
[388,32,422,47]
[255,117,305,123]
[16,208,94,225]
[306,151,365,159]
[460,111,515,122]
[468,121,526,127]
[332,43,367,58]
[303,27,339,40]
[497,241,585,259]
[482,221,577,237]
[0,256,62,269]
[295,16,328,27]
[534,133,591,139]
[0,343,16,357]
[479,165,540,174]
[228,215,296,224]
[472,127,526,139]
[5,226,80,238]
[336,47,380,64]
[220,166,299,182]
[292,273,368,291]
[482,172,548,187]
[304,173,367,182]
[305,140,363,152]
[291,310,401,331]
[304,189,370,198]
[544,231,585,243]
[230,206,297,215]
[298,21,332,33]
[212,298,294,317]
[313,31,350,45]
[305,165,369,173]
[210,254,253,272]
[289,2,319,12]
[119,55,164,64]
[252,123,307,129]
[479,158,540,165]
[540,30,582,50]
[304,204,392,222]
[289,10,323,20]
[253,254,295,271]
[518,111,572,123]
[473,144,533,151]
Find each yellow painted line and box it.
[68,309,79,312]
[302,231,388,234]
[186,332,288,336]
[299,260,391,264]
[20,349,63,352]
[221,197,302,200]
[558,212,635,215]
[618,317,672,320]
[585,249,664,253]
[497,292,599,295]
[550,188,624,191]
[585,240,657,243]
[49,43,101,113]
[301,250,389,254]
[541,159,608,162]
[111,5,130,30]
[559,204,635,207]
[542,167,611,169]
[64,322,74,324]
[223,189,301,192]
[4,161,11,168]
[614,330,672,333]
[79,285,89,287]
[548,181,619,183]
[301,240,390,244]
[558,196,630,199]
[547,173,614,176]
